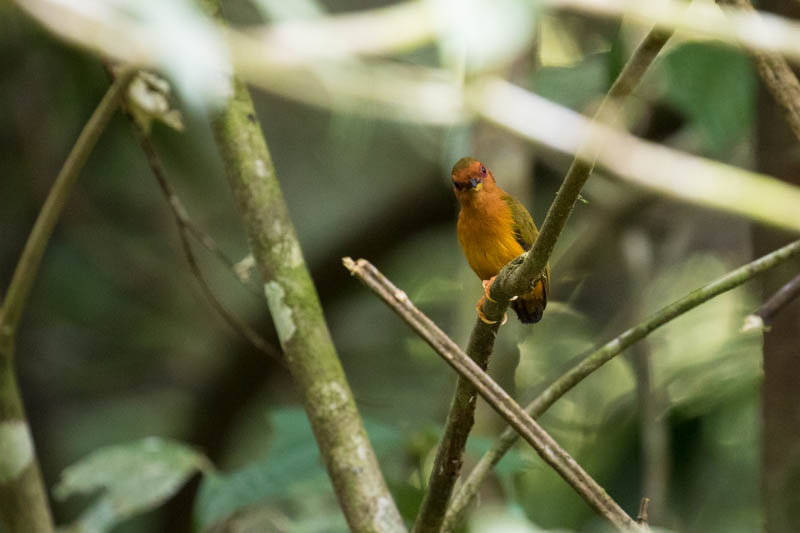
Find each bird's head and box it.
[451,157,495,204]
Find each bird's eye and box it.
[480,165,486,174]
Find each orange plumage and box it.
[452,157,549,324]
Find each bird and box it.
[451,157,549,324]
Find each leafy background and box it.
[0,0,779,531]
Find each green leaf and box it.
[194,407,402,531]
[532,53,609,111]
[54,437,208,533]
[659,42,755,153]
[465,435,526,478]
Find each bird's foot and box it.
[482,276,498,303]
[482,276,518,301]
[476,295,507,325]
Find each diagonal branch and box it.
[0,66,136,533]
[413,25,673,533]
[344,258,643,532]
[444,237,800,530]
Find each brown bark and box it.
[755,3,800,532]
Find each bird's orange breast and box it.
[457,201,525,281]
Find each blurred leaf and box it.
[429,0,538,73]
[644,254,761,414]
[194,407,403,531]
[659,42,755,153]
[515,306,596,392]
[468,507,573,533]
[54,437,208,533]
[538,14,584,67]
[532,53,608,111]
[252,0,325,21]
[466,435,526,478]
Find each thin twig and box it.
[443,238,800,530]
[743,272,800,332]
[637,497,650,527]
[344,257,642,532]
[126,120,282,363]
[1,67,136,332]
[413,26,673,533]
[0,66,136,533]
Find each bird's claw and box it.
[482,276,498,303]
[476,296,507,325]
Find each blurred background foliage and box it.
[1,0,785,531]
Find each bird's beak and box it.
[468,178,482,191]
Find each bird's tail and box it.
[511,278,547,324]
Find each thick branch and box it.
[413,26,672,533]
[0,67,136,533]
[198,2,406,531]
[444,238,800,530]
[344,258,642,532]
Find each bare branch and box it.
[198,2,407,530]
[444,238,800,529]
[413,26,672,533]
[482,27,673,314]
[637,497,651,527]
[344,258,642,532]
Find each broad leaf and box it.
[55,437,208,533]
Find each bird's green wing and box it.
[502,193,538,250]
[502,193,549,296]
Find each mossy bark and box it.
[201,4,406,531]
[0,347,52,533]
